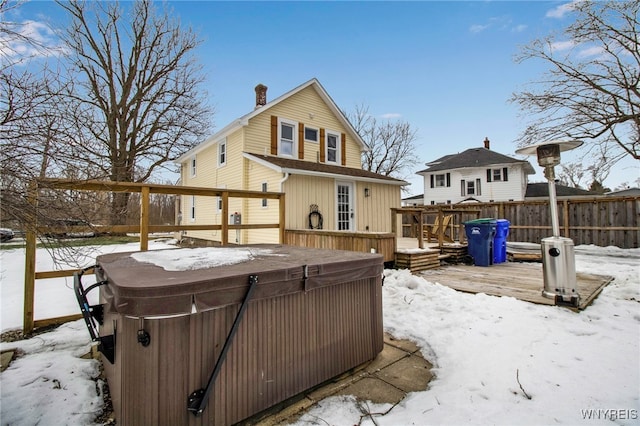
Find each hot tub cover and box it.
[96,244,383,317]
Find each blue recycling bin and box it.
[464,219,497,266]
[493,219,510,264]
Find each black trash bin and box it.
[464,219,497,266]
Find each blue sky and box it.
[9,1,639,193]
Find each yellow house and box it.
[175,78,407,245]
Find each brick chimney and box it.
[255,84,267,108]
[484,137,490,150]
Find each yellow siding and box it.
[284,176,401,233]
[243,158,281,244]
[244,86,363,169]
[283,175,336,230]
[354,181,401,233]
[179,129,244,242]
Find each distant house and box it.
[416,138,535,205]
[175,78,407,244]
[402,194,424,206]
[605,187,640,197]
[525,182,598,200]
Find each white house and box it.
[417,138,535,205]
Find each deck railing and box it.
[21,178,285,333]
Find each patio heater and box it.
[516,140,583,307]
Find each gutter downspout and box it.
[279,172,290,192]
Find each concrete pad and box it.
[374,354,433,393]
[364,344,409,373]
[254,337,434,425]
[384,333,421,354]
[336,376,406,405]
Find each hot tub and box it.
[75,244,383,425]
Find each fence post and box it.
[23,180,38,334]
[140,186,150,251]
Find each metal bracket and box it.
[187,274,259,417]
[73,266,115,364]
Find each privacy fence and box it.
[400,196,639,249]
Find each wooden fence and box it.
[22,178,285,333]
[399,196,640,249]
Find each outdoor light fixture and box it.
[364,188,370,197]
[516,140,583,307]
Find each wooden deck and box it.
[417,262,613,311]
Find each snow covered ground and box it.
[1,241,638,425]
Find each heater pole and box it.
[544,166,561,238]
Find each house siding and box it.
[244,86,362,169]
[423,164,526,204]
[243,158,281,244]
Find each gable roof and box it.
[243,153,407,186]
[176,78,368,163]
[417,147,535,175]
[525,182,597,198]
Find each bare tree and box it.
[56,0,212,224]
[1,0,76,230]
[511,0,640,174]
[344,104,420,183]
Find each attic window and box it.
[305,127,319,143]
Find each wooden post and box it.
[279,194,286,244]
[417,209,424,249]
[221,191,229,245]
[140,186,150,251]
[437,208,444,247]
[23,180,38,334]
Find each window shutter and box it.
[319,128,326,163]
[430,175,434,188]
[270,116,278,155]
[476,178,482,196]
[446,173,451,187]
[341,133,346,166]
[503,167,508,181]
[460,180,466,196]
[298,122,305,159]
[487,169,492,182]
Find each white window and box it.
[326,132,340,164]
[190,196,196,221]
[487,168,508,182]
[190,156,196,177]
[461,179,482,196]
[218,139,227,167]
[278,119,297,157]
[467,180,475,195]
[261,182,268,207]
[432,173,450,188]
[304,126,319,143]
